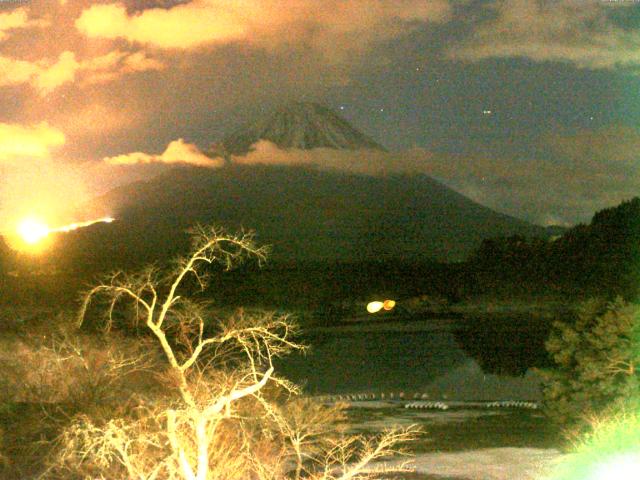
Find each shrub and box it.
[549,405,640,480]
[539,297,640,435]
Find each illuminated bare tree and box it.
[43,226,417,480]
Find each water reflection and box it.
[277,317,549,400]
[278,329,465,394]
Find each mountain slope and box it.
[57,164,549,271]
[219,102,385,155]
[51,102,550,271]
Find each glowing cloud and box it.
[33,51,79,95]
[75,0,451,52]
[104,139,224,168]
[75,2,247,49]
[0,8,48,41]
[0,55,40,86]
[0,122,65,162]
[0,50,164,95]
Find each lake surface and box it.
[277,316,552,400]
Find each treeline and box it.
[466,197,640,300]
[2,197,638,309]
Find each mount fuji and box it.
[55,102,550,271]
[217,102,386,155]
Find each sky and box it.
[0,0,638,228]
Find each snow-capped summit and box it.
[220,102,386,155]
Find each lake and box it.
[277,315,553,400]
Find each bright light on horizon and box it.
[17,218,49,245]
[10,215,115,253]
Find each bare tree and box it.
[43,226,417,480]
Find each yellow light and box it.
[7,215,115,253]
[17,218,50,245]
[383,300,396,311]
[367,301,384,314]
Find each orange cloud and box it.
[75,0,451,52]
[0,55,40,85]
[0,7,48,41]
[104,138,224,168]
[0,50,164,95]
[32,51,79,94]
[75,2,247,49]
[0,121,65,163]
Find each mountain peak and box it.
[219,101,386,155]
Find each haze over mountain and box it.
[59,103,552,270]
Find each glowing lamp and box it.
[366,301,384,314]
[383,300,396,311]
[17,218,49,245]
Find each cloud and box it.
[0,7,48,41]
[232,140,432,175]
[0,49,164,95]
[75,2,246,49]
[75,0,451,53]
[32,51,79,94]
[448,0,640,70]
[230,133,640,227]
[104,138,224,168]
[0,121,65,163]
[88,125,639,227]
[0,55,40,85]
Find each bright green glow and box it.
[588,453,640,480]
[549,408,640,480]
